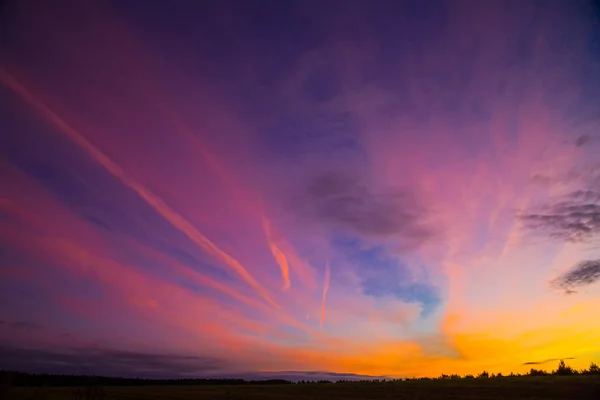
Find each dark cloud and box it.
[0,345,386,381]
[575,134,591,147]
[231,371,389,382]
[302,171,433,247]
[523,357,575,365]
[0,345,227,378]
[5,320,41,331]
[551,260,600,293]
[520,189,600,242]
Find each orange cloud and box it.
[320,260,331,329]
[261,215,291,290]
[257,199,316,291]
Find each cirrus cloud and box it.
[551,260,600,293]
[298,170,434,248]
[520,189,600,243]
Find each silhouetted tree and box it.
[553,360,575,376]
[582,362,600,375]
[528,368,548,376]
[477,371,489,378]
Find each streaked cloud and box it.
[0,69,279,310]
[0,345,227,378]
[523,357,575,366]
[261,215,291,291]
[551,260,600,293]
[520,189,600,243]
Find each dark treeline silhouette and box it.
[433,361,600,381]
[1,360,599,388]
[0,372,291,387]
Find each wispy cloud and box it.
[520,189,600,243]
[235,371,390,382]
[551,260,600,293]
[302,171,433,245]
[575,134,591,147]
[261,215,291,291]
[0,320,41,331]
[320,260,331,329]
[523,357,575,366]
[0,69,279,310]
[0,345,227,378]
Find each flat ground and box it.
[8,377,600,399]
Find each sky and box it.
[1,0,600,380]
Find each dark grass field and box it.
[7,376,600,399]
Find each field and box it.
[7,377,600,400]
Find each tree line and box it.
[1,360,598,388]
[0,373,291,388]
[416,360,600,381]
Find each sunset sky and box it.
[1,0,600,380]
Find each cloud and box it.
[5,156,233,282]
[0,345,227,378]
[575,134,591,147]
[261,215,291,290]
[523,357,575,365]
[551,260,600,293]
[0,69,279,310]
[520,189,600,242]
[1,320,41,331]
[0,343,390,381]
[231,371,389,382]
[301,171,433,247]
[320,260,331,329]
